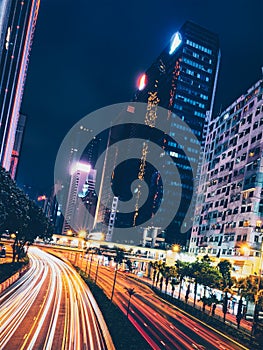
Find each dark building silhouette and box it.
[103,21,221,247]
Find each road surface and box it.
[0,247,114,350]
[73,253,249,350]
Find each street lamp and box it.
[171,244,180,253]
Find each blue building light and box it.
[169,31,182,55]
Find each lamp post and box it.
[95,255,103,284]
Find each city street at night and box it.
[0,247,114,350]
[69,252,250,350]
[0,0,262,349]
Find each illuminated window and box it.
[243,220,250,227]
[256,220,262,227]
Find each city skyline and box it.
[17,0,263,194]
[1,2,263,347]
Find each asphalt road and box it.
[0,247,114,350]
[73,253,249,350]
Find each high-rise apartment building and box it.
[129,21,220,245]
[0,0,40,176]
[189,77,263,276]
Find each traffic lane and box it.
[89,264,212,350]
[43,248,112,349]
[94,268,189,350]
[122,272,247,350]
[140,292,247,350]
[113,272,219,350]
[0,252,51,349]
[85,262,247,350]
[0,248,112,350]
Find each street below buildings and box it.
[68,251,249,350]
[0,247,114,350]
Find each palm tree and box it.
[110,248,125,301]
[126,259,133,273]
[190,256,222,308]
[155,261,165,288]
[167,266,177,295]
[149,261,159,288]
[218,260,233,290]
[236,296,243,329]
[162,265,172,294]
[185,284,190,304]
[170,277,179,298]
[189,260,201,307]
[175,260,190,300]
[125,287,136,318]
[222,289,230,322]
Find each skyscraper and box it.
[9,113,26,178]
[124,21,220,245]
[189,77,263,277]
[0,0,40,176]
[62,162,97,236]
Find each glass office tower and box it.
[131,21,221,246]
[90,21,220,247]
[0,0,40,177]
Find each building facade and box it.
[0,0,40,176]
[62,162,97,236]
[189,78,263,276]
[9,113,26,178]
[87,21,221,247]
[130,21,220,245]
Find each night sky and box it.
[17,0,263,195]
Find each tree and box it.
[126,259,133,273]
[11,201,53,262]
[236,297,243,329]
[233,275,261,319]
[166,266,177,295]
[218,260,233,290]
[170,277,179,298]
[155,261,165,288]
[185,284,190,304]
[190,256,221,308]
[125,287,136,318]
[222,289,231,323]
[149,261,159,288]
[161,265,171,294]
[0,167,54,261]
[110,248,125,301]
[175,260,190,300]
[159,276,164,292]
[189,259,201,307]
[201,293,218,313]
